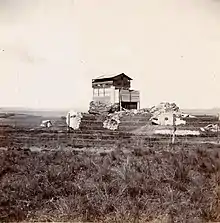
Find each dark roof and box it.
[92,73,133,82]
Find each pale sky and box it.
[0,0,220,111]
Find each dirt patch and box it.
[132,125,173,136]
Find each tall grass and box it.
[0,144,220,222]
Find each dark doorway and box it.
[121,102,138,110]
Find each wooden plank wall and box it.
[120,90,140,103]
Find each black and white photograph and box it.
[0,0,220,222]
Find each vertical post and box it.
[217,113,219,144]
[119,89,122,111]
[129,90,131,110]
[67,112,70,132]
[137,91,140,110]
[113,86,115,104]
[172,113,176,144]
[138,93,140,110]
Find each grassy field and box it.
[0,110,220,222]
[1,144,220,222]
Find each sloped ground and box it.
[1,144,220,222]
[0,112,151,149]
[0,112,220,222]
[0,112,218,150]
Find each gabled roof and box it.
[92,73,133,82]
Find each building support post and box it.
[119,89,122,111]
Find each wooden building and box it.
[92,73,140,110]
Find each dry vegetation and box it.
[1,144,220,222]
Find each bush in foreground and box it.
[0,145,220,222]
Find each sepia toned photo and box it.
[0,0,220,222]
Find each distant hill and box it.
[0,106,219,117]
[0,107,68,117]
[182,108,220,116]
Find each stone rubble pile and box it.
[92,101,193,130]
[66,110,83,130]
[120,108,149,116]
[88,101,119,115]
[40,120,52,128]
[103,112,122,131]
[200,124,219,133]
[150,102,180,117]
[103,108,150,130]
[149,102,193,126]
